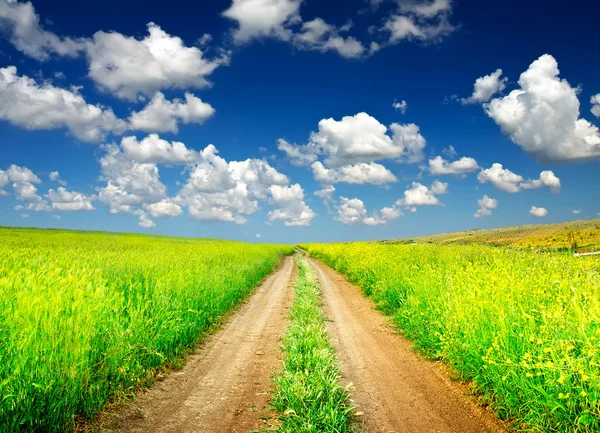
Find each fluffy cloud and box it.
[314,185,335,202]
[138,213,156,228]
[591,94,600,118]
[267,184,316,226]
[382,0,455,44]
[461,69,507,104]
[0,0,85,60]
[336,196,400,225]
[2,164,51,211]
[223,0,302,43]
[293,18,366,59]
[486,54,600,161]
[144,200,182,218]
[477,163,561,193]
[0,66,126,142]
[278,112,427,167]
[428,155,479,176]
[311,161,397,185]
[119,134,201,164]
[49,171,67,186]
[474,194,497,218]
[393,99,408,114]
[46,187,95,211]
[87,23,229,100]
[573,209,581,215]
[529,206,548,217]
[129,92,215,133]
[396,180,448,208]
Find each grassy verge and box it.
[271,255,354,433]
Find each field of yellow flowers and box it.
[303,242,600,432]
[0,228,292,432]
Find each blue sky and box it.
[0,0,599,244]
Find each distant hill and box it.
[390,219,600,252]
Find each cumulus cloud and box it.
[382,0,455,45]
[0,0,85,60]
[129,92,215,133]
[486,54,600,162]
[314,185,335,202]
[293,18,366,59]
[591,94,600,118]
[1,164,51,211]
[0,66,126,142]
[49,171,67,186]
[529,206,548,217]
[428,155,479,176]
[144,199,182,218]
[336,196,400,225]
[267,184,316,226]
[138,213,156,228]
[474,194,497,218]
[223,0,302,43]
[396,180,448,209]
[278,112,427,167]
[46,187,95,211]
[573,209,581,215]
[393,99,408,114]
[477,163,561,193]
[119,134,202,164]
[461,69,507,104]
[86,23,229,100]
[311,161,397,185]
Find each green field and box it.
[0,228,292,432]
[302,242,600,432]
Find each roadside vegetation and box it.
[271,255,354,433]
[302,242,600,432]
[0,228,292,432]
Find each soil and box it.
[308,257,508,433]
[91,256,295,433]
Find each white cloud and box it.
[573,209,581,215]
[279,112,427,167]
[474,194,497,218]
[87,23,229,100]
[314,185,335,202]
[0,0,85,60]
[428,155,479,176]
[119,134,201,165]
[529,206,548,218]
[46,187,95,211]
[223,0,302,43]
[20,213,29,219]
[336,196,400,225]
[144,199,182,218]
[267,183,316,226]
[0,66,126,142]
[293,18,366,59]
[396,180,448,208]
[382,0,455,45]
[591,94,600,118]
[256,233,261,239]
[2,164,51,211]
[461,69,507,104]
[486,54,600,162]
[393,99,408,114]
[477,163,561,194]
[138,213,156,228]
[129,92,215,133]
[48,171,67,186]
[442,145,457,157]
[311,161,397,185]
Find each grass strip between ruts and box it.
[271,255,355,433]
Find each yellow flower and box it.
[557,375,566,384]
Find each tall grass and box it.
[271,256,354,432]
[0,228,293,432]
[303,242,600,432]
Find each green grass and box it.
[302,242,600,432]
[0,227,293,432]
[271,255,354,433]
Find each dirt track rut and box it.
[96,256,294,433]
[308,257,506,433]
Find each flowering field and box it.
[0,228,292,432]
[302,242,600,432]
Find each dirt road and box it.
[96,256,295,433]
[308,257,506,433]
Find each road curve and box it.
[95,256,295,433]
[308,257,506,433]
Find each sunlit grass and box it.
[303,242,600,432]
[0,228,293,432]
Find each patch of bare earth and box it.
[308,257,508,433]
[90,256,295,433]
